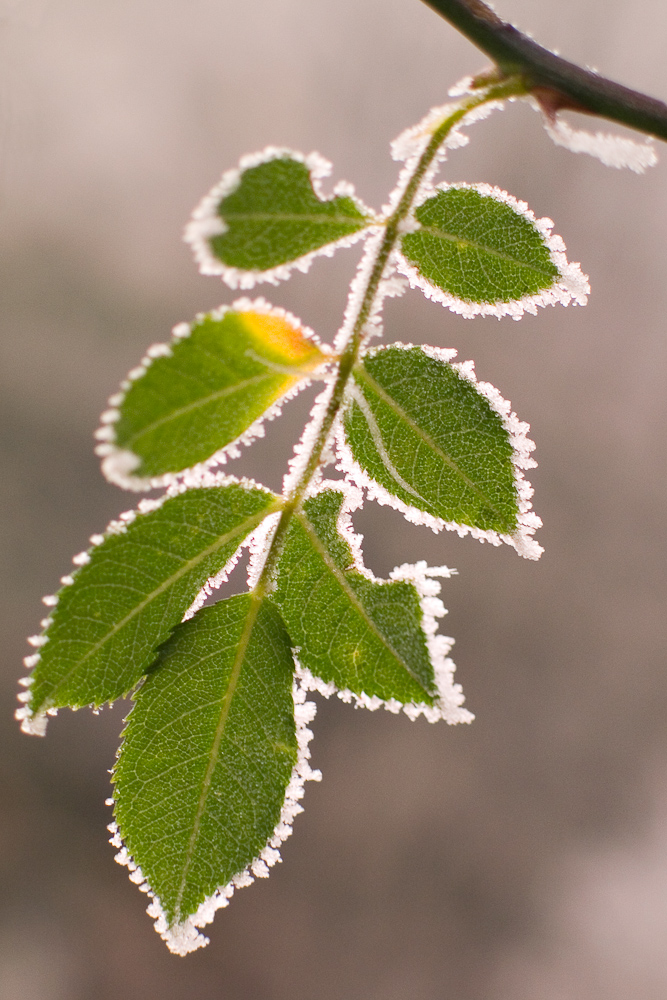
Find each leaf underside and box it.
[344,346,518,533]
[271,488,437,704]
[112,309,327,480]
[209,157,372,271]
[113,594,297,927]
[401,187,559,303]
[28,485,277,715]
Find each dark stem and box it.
[420,0,667,142]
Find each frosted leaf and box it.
[18,479,279,731]
[98,300,332,491]
[184,148,377,289]
[337,343,543,560]
[543,115,657,173]
[271,484,472,721]
[397,183,589,319]
[112,595,320,954]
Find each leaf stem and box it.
[420,0,667,142]
[254,79,524,598]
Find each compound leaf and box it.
[398,184,587,316]
[272,487,454,710]
[185,152,375,285]
[22,483,279,725]
[341,345,519,535]
[98,306,328,489]
[113,594,299,951]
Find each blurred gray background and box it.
[2,0,667,997]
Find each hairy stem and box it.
[254,78,524,598]
[420,0,667,141]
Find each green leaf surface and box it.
[342,345,518,534]
[26,484,278,718]
[400,185,559,306]
[271,488,438,705]
[113,594,297,934]
[102,308,327,486]
[202,155,373,274]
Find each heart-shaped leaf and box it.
[185,151,375,287]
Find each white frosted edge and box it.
[110,676,320,955]
[334,342,543,561]
[281,382,336,499]
[183,146,378,289]
[17,473,271,736]
[543,115,657,173]
[448,74,475,98]
[246,511,282,591]
[330,229,408,363]
[396,181,589,320]
[390,97,504,167]
[292,482,472,723]
[98,298,334,492]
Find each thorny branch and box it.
[420,0,667,142]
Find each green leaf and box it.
[20,483,279,727]
[97,306,328,488]
[398,184,586,317]
[271,487,468,715]
[340,344,526,539]
[112,594,302,954]
[185,151,374,284]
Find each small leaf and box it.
[271,486,464,713]
[340,344,529,541]
[98,304,329,488]
[185,150,375,287]
[22,483,279,723]
[113,594,299,951]
[398,183,588,317]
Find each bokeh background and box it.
[2,0,667,996]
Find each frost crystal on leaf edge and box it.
[183,147,378,289]
[334,343,544,560]
[109,678,321,956]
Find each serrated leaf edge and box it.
[108,676,321,956]
[283,480,473,723]
[396,181,590,320]
[96,298,335,491]
[334,343,544,560]
[17,473,277,735]
[183,147,378,289]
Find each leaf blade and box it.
[398,183,588,317]
[21,483,279,725]
[98,305,328,488]
[112,594,304,953]
[185,151,375,286]
[340,345,533,547]
[271,486,470,716]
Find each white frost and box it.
[542,115,657,173]
[110,676,320,956]
[334,343,543,560]
[184,147,377,289]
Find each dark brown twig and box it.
[421,0,667,142]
